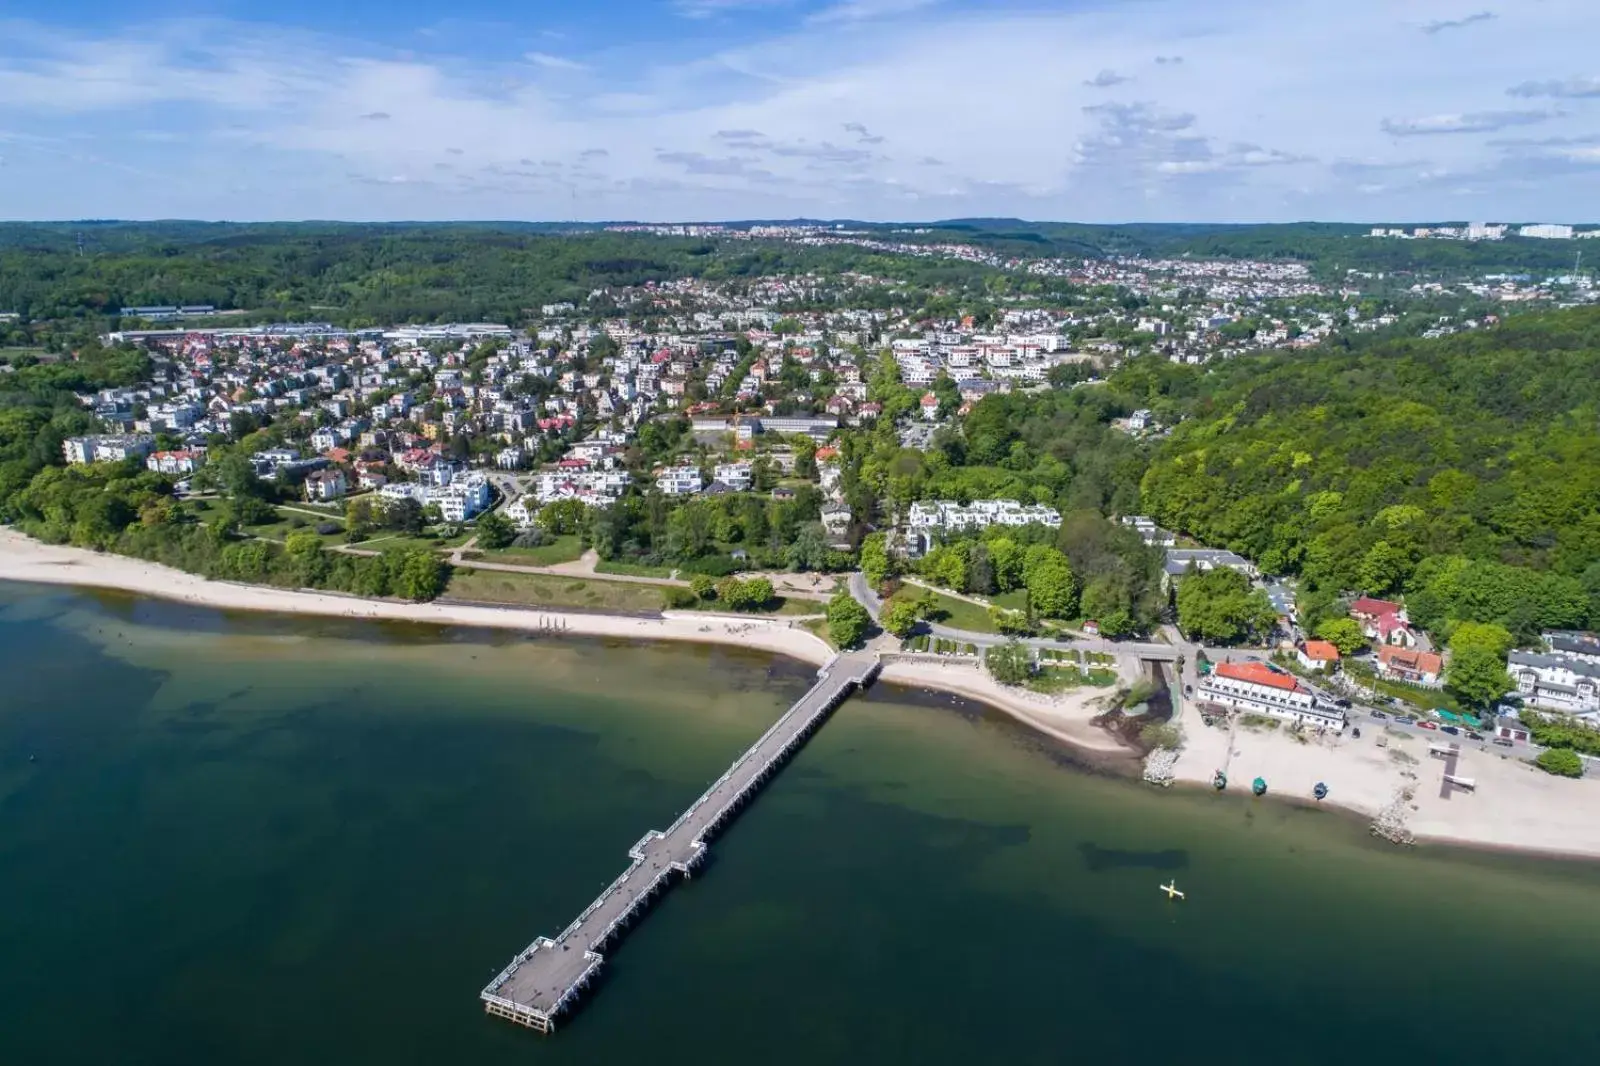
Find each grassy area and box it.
[990,590,1029,612]
[477,536,585,566]
[243,507,346,545]
[802,617,838,650]
[920,590,1000,634]
[444,569,668,613]
[1025,663,1118,693]
[682,596,820,618]
[596,559,679,579]
[348,529,472,553]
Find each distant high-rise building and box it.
[1520,224,1575,240]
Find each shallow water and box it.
[2,582,1597,1065]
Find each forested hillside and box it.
[0,223,1004,336]
[1139,307,1600,637]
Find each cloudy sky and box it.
[0,0,1596,222]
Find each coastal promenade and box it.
[480,651,882,1033]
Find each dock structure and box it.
[481,652,881,1033]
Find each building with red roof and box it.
[1350,596,1416,648]
[1199,660,1344,730]
[1297,640,1341,672]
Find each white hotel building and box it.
[1198,661,1345,731]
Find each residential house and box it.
[146,449,203,476]
[1508,650,1600,717]
[1351,597,1416,647]
[1297,641,1340,672]
[1375,645,1444,688]
[304,468,349,502]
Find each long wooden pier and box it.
[480,652,881,1033]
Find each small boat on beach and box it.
[1160,881,1185,900]
[1313,782,1329,801]
[1212,770,1227,790]
[1252,777,1268,796]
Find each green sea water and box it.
[2,582,1599,1065]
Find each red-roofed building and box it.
[1297,640,1341,672]
[1350,597,1416,648]
[1376,646,1444,688]
[1200,660,1344,730]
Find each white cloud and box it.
[1381,110,1556,135]
[0,0,1595,221]
[808,0,940,25]
[1508,76,1600,99]
[526,52,587,72]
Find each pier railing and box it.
[480,652,878,1033]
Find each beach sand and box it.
[0,530,1135,760]
[1174,711,1600,859]
[9,530,1598,860]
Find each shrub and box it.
[1536,749,1584,778]
[662,587,698,610]
[690,574,716,600]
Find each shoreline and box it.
[8,530,1598,863]
[1170,710,1600,862]
[0,529,1130,762]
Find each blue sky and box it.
[1,0,1597,222]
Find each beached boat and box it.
[1212,770,1227,790]
[1252,777,1268,796]
[1313,782,1329,801]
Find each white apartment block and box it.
[63,435,156,465]
[713,462,753,491]
[656,466,704,496]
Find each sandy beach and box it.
[0,529,1136,760]
[1173,710,1600,859]
[9,529,1597,860]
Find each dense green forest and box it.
[0,223,1007,336]
[1139,307,1600,638]
[876,219,1593,276]
[3,220,1587,344]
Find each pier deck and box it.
[481,652,880,1032]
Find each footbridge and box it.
[480,651,881,1033]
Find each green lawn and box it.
[347,529,471,553]
[990,590,1029,612]
[920,590,1000,634]
[244,507,346,545]
[444,569,668,613]
[595,559,680,579]
[478,536,584,566]
[1026,665,1119,694]
[682,596,820,618]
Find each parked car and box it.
[1440,725,1460,736]
[1393,716,1416,726]
[1370,710,1389,721]
[1466,731,1485,741]
[1418,721,1439,731]
[1493,737,1515,747]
